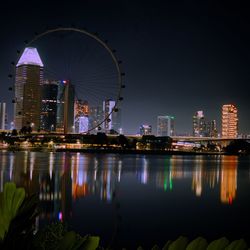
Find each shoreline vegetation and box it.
[1,132,250,155]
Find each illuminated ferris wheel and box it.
[9,27,125,134]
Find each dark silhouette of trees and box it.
[225,140,250,154]
[117,134,129,149]
[11,129,18,136]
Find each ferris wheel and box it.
[9,26,125,134]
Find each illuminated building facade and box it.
[0,102,6,130]
[157,115,174,136]
[56,80,75,133]
[74,100,89,133]
[206,120,218,137]
[222,104,238,138]
[193,111,206,137]
[14,47,44,130]
[103,99,121,133]
[79,116,89,133]
[40,80,59,131]
[140,124,152,135]
[89,106,103,133]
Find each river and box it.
[0,151,250,248]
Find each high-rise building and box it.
[40,80,59,131]
[56,80,75,134]
[79,116,89,133]
[103,99,121,133]
[0,102,6,130]
[14,47,44,130]
[74,100,89,133]
[89,106,103,133]
[222,104,238,138]
[206,120,218,137]
[193,111,206,137]
[140,125,152,135]
[157,115,174,137]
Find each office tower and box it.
[193,111,206,137]
[207,120,218,137]
[0,102,6,130]
[74,100,89,133]
[56,80,75,134]
[14,47,43,130]
[103,99,120,133]
[40,80,59,131]
[79,116,89,133]
[157,115,174,136]
[222,104,238,138]
[89,106,103,133]
[140,125,152,135]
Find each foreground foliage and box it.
[135,236,249,250]
[0,182,99,250]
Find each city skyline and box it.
[0,0,249,135]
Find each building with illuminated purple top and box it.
[14,47,44,130]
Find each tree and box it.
[20,126,28,134]
[117,134,129,149]
[11,129,18,136]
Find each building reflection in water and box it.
[71,154,120,203]
[192,156,203,196]
[0,152,240,225]
[220,155,237,204]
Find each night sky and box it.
[0,0,249,135]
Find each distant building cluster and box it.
[192,111,218,137]
[191,105,238,138]
[138,104,238,138]
[12,47,121,134]
[0,48,242,138]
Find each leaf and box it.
[57,231,77,250]
[168,236,189,250]
[81,236,100,250]
[186,237,208,250]
[225,239,248,250]
[4,182,16,216]
[162,240,172,250]
[207,237,229,250]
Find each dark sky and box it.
[0,0,249,135]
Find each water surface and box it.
[0,151,250,248]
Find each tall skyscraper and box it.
[157,115,174,136]
[89,106,103,133]
[222,104,238,138]
[14,47,44,130]
[140,125,152,135]
[207,120,218,137]
[74,100,89,133]
[193,111,206,137]
[0,102,6,130]
[56,80,75,134]
[103,99,121,133]
[40,80,59,131]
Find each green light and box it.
[164,178,167,191]
[169,176,173,190]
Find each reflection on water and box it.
[220,156,237,204]
[0,152,248,223]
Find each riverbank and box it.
[1,146,231,155]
